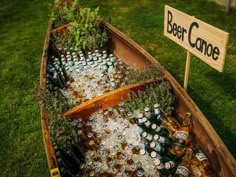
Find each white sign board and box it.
[164,5,229,72]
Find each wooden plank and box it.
[164,5,229,72]
[40,19,59,175]
[64,78,165,118]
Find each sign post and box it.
[184,51,191,90]
[164,5,229,90]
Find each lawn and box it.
[0,0,235,176]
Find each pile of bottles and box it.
[46,48,131,105]
[55,101,217,177]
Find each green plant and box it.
[125,81,175,115]
[52,0,80,28]
[38,89,78,151]
[127,64,164,85]
[53,7,108,50]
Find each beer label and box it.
[145,120,151,127]
[175,130,189,140]
[191,165,202,177]
[147,134,153,141]
[196,152,207,162]
[154,143,161,152]
[158,136,166,144]
[145,112,151,119]
[155,126,161,132]
[154,108,160,115]
[175,166,190,177]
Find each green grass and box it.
[0,0,235,176]
[0,0,50,176]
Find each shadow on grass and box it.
[188,86,236,158]
[206,71,236,99]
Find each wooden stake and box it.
[184,51,191,91]
[226,0,231,12]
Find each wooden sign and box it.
[164,5,229,72]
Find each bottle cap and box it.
[137,170,145,177]
[153,158,161,166]
[77,123,83,129]
[139,149,146,155]
[89,140,95,146]
[154,103,160,108]
[97,132,102,138]
[89,116,95,121]
[108,106,113,112]
[128,144,133,149]
[113,144,119,150]
[151,151,157,158]
[164,162,171,169]
[95,167,101,173]
[137,113,143,119]
[77,130,83,135]
[144,107,150,112]
[100,144,105,150]
[89,151,95,157]
[142,117,147,123]
[131,163,137,170]
[150,142,155,148]
[141,132,147,138]
[151,123,157,129]
[80,163,86,170]
[109,160,115,167]
[117,135,124,141]
[89,171,95,176]
[153,134,159,140]
[121,154,127,161]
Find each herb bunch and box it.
[127,64,163,85]
[53,6,108,51]
[125,81,175,115]
[52,0,80,28]
[39,90,78,151]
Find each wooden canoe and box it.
[40,20,236,177]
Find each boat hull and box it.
[40,21,236,177]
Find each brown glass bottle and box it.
[170,113,191,156]
[174,148,193,177]
[193,146,217,177]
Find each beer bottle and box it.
[77,130,87,142]
[153,103,161,119]
[141,131,153,142]
[164,160,176,170]
[153,134,171,147]
[191,163,211,177]
[170,113,191,156]
[150,151,162,160]
[174,148,193,177]
[151,123,169,137]
[117,134,127,150]
[60,167,77,177]
[66,150,81,168]
[57,157,78,176]
[153,158,165,171]
[193,146,217,177]
[142,117,152,129]
[71,144,85,163]
[149,141,166,155]
[144,107,151,120]
[136,113,145,128]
